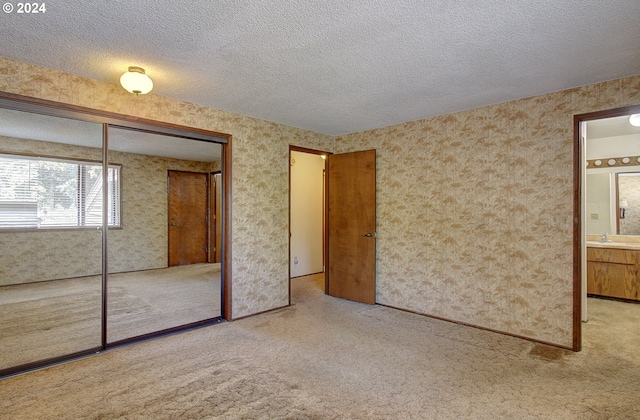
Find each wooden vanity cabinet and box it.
[587,247,640,301]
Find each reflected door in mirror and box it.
[168,170,208,266]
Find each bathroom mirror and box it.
[586,171,640,236]
[585,113,640,237]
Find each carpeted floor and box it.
[1,274,639,419]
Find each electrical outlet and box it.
[294,257,298,265]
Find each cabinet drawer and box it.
[587,248,638,265]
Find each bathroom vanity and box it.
[586,241,640,301]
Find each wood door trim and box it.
[223,138,232,320]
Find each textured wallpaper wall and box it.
[0,57,332,318]
[0,135,218,285]
[334,75,640,347]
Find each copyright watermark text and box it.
[3,3,47,13]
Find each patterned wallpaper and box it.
[334,76,640,347]
[1,56,639,346]
[0,135,218,285]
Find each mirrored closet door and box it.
[0,95,227,376]
[0,108,104,371]
[106,128,223,343]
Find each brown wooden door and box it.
[327,149,376,304]
[168,171,209,266]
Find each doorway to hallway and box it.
[288,146,378,306]
[289,147,327,303]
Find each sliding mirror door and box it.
[0,108,104,372]
[106,127,223,343]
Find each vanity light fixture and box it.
[120,66,153,95]
[629,114,640,127]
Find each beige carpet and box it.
[1,274,639,419]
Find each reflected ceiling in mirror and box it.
[0,107,101,147]
[0,107,222,162]
[109,127,221,162]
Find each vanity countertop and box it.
[586,241,640,250]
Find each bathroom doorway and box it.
[577,105,640,353]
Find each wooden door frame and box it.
[222,138,232,321]
[288,145,331,305]
[573,104,640,351]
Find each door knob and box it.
[364,232,375,237]
[170,222,178,226]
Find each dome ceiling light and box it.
[120,66,153,95]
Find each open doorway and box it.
[288,146,378,307]
[289,147,329,304]
[577,105,640,353]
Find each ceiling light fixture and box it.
[120,66,153,95]
[629,114,640,127]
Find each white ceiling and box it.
[1,1,639,135]
[587,115,640,140]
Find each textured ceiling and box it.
[1,1,639,135]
